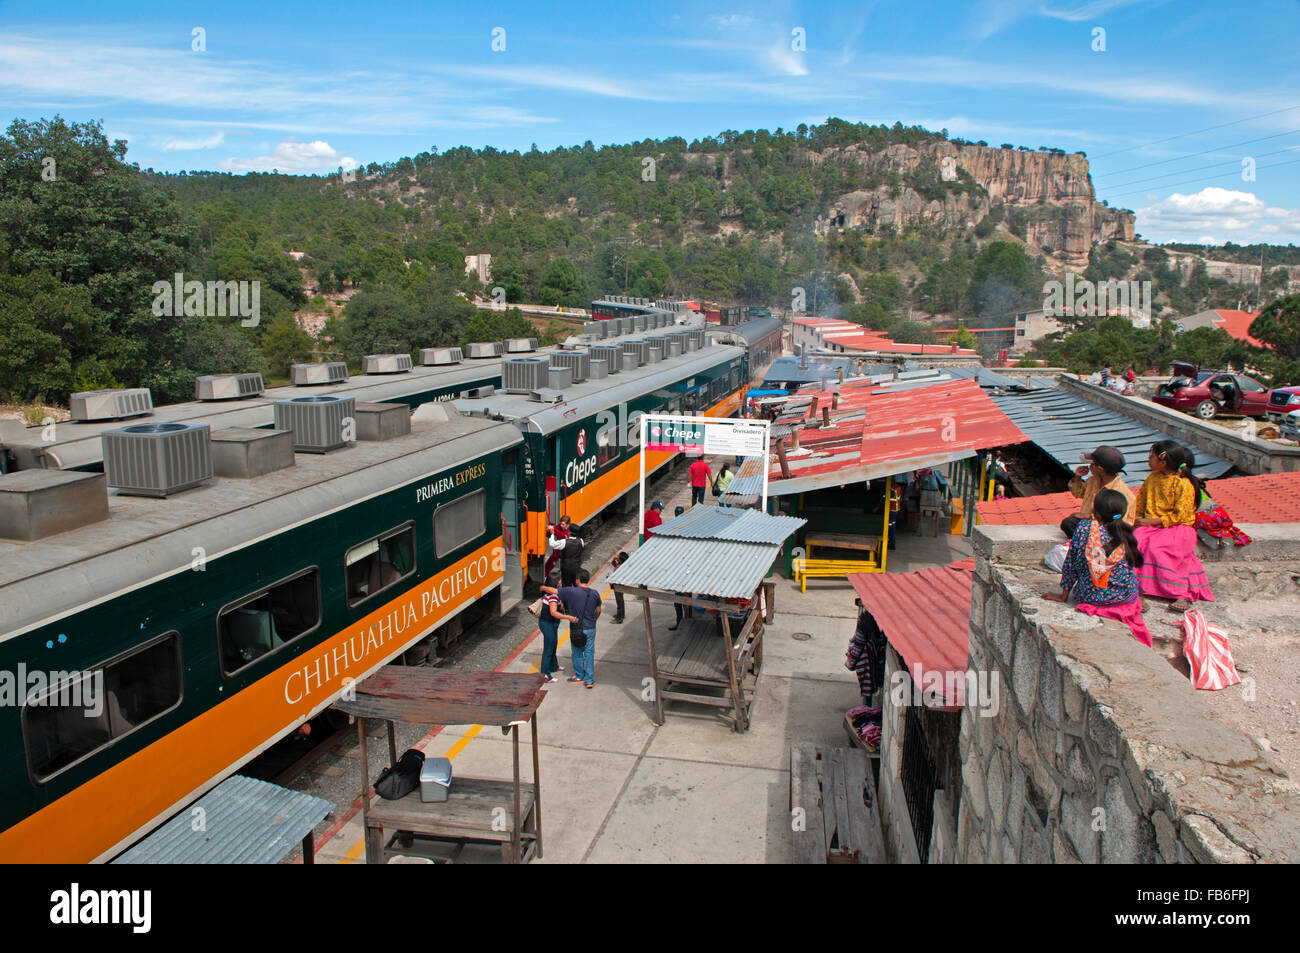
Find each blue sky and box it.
[2,0,1298,245]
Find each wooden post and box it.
[641,591,665,725]
[357,716,376,864]
[723,599,749,732]
[530,712,543,860]
[880,475,893,573]
[775,439,791,479]
[387,721,398,767]
[512,723,522,864]
[821,406,831,427]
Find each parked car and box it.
[1265,386,1300,424]
[1151,362,1275,420]
[1281,409,1300,442]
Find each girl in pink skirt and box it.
[1132,441,1213,607]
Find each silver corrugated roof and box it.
[651,506,805,544]
[111,775,332,864]
[609,539,780,599]
[991,386,1232,482]
[611,509,805,598]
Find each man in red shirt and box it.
[643,501,664,539]
[688,458,712,506]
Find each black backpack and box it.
[374,747,424,800]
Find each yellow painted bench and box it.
[792,557,878,593]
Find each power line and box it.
[1089,105,1300,160]
[1104,146,1298,190]
[1102,156,1300,201]
[1094,128,1300,177]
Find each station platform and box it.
[307,491,972,864]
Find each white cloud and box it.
[1137,186,1300,243]
[1039,0,1151,23]
[710,14,754,29]
[220,140,358,174]
[160,132,224,151]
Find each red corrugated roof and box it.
[794,317,980,356]
[848,563,973,707]
[768,378,1027,487]
[976,471,1300,525]
[1213,310,1264,348]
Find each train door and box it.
[500,449,523,608]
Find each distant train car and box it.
[0,406,523,862]
[455,336,746,567]
[706,315,783,379]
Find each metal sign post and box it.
[637,414,771,544]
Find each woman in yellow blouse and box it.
[1132,441,1213,604]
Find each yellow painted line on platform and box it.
[334,589,609,863]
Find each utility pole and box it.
[610,236,637,293]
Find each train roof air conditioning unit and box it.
[633,315,648,331]
[466,341,502,359]
[102,423,213,497]
[665,339,683,357]
[291,362,349,386]
[590,345,623,374]
[70,388,154,422]
[195,373,265,401]
[645,344,663,364]
[462,385,495,398]
[274,395,356,453]
[363,354,413,374]
[420,347,463,366]
[528,388,565,404]
[503,357,551,393]
[549,350,590,383]
[504,338,537,353]
[588,359,609,380]
[547,367,574,390]
[584,321,608,339]
[620,341,646,368]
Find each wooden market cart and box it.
[614,581,775,732]
[331,666,547,864]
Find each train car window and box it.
[597,425,618,469]
[24,632,182,783]
[219,569,321,676]
[434,488,485,558]
[346,522,416,608]
[669,396,683,415]
[730,368,741,390]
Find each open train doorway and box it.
[500,448,523,609]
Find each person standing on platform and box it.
[608,551,628,623]
[550,522,586,587]
[643,501,664,539]
[688,457,712,506]
[538,573,578,683]
[557,570,602,688]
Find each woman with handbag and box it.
[534,573,577,683]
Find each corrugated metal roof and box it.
[766,378,1027,495]
[990,386,1233,482]
[111,775,332,864]
[848,562,974,707]
[977,470,1300,526]
[610,510,805,599]
[610,538,783,599]
[651,506,806,544]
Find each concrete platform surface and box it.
[306,504,973,864]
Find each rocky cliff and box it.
[818,141,1134,268]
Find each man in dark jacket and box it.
[550,522,586,588]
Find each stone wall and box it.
[957,525,1300,863]
[1057,375,1300,474]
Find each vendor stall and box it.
[332,667,547,864]
[610,508,804,731]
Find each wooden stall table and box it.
[332,667,546,864]
[805,532,880,560]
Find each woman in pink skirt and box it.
[1132,441,1213,607]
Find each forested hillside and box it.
[2,114,1297,407]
